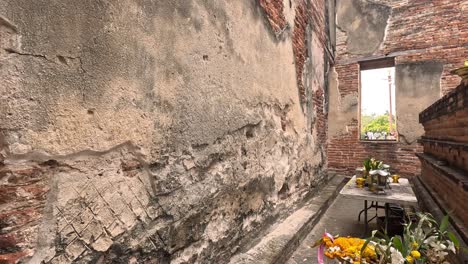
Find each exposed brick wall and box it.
[292,0,309,104]
[309,0,329,152]
[335,63,359,97]
[260,0,331,149]
[314,88,327,147]
[336,1,468,95]
[258,0,287,37]
[308,0,326,51]
[418,79,467,223]
[420,81,468,170]
[328,124,423,176]
[420,157,468,224]
[328,0,467,176]
[382,2,467,55]
[423,141,468,173]
[336,1,467,63]
[423,114,468,142]
[292,0,329,105]
[0,163,51,263]
[329,62,423,176]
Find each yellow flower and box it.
[322,237,377,261]
[412,241,419,249]
[323,236,334,248]
[406,255,414,263]
[410,250,421,259]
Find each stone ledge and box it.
[416,153,468,188]
[228,174,348,264]
[419,137,468,151]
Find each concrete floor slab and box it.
[229,175,347,264]
[286,196,385,264]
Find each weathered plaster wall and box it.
[395,61,443,144]
[336,0,391,55]
[0,0,332,263]
[328,0,468,176]
[327,67,358,137]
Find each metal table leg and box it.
[358,201,375,222]
[364,200,368,235]
[384,203,389,234]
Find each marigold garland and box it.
[320,236,377,263]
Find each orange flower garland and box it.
[320,236,377,263]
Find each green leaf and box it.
[439,215,449,233]
[361,238,371,256]
[447,232,460,248]
[392,236,404,253]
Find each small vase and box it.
[365,172,372,185]
[369,183,378,193]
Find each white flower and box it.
[424,236,437,244]
[435,250,448,259]
[341,256,353,263]
[424,236,448,251]
[328,246,341,253]
[389,247,405,264]
[446,240,456,253]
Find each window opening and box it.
[359,58,397,141]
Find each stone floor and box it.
[286,196,386,264]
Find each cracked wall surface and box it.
[328,0,467,176]
[0,0,332,263]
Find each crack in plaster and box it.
[4,48,88,75]
[4,48,56,64]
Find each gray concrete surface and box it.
[286,196,385,264]
[230,175,346,264]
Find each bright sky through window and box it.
[361,67,396,116]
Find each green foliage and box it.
[361,114,376,129]
[367,213,460,263]
[363,113,396,133]
[363,158,372,172]
[363,157,383,171]
[392,235,404,254]
[447,232,460,248]
[439,215,449,233]
[361,113,396,138]
[360,113,376,138]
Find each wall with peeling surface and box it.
[0,0,332,263]
[328,0,468,176]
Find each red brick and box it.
[328,1,467,176]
